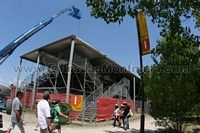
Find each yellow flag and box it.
[137,12,151,55]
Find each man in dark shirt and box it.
[123,102,131,130]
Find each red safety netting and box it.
[7,88,134,121]
[20,91,79,120]
[96,97,134,121]
[22,92,68,109]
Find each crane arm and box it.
[0,6,81,65]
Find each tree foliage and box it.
[86,0,200,33]
[143,29,200,132]
[193,7,200,29]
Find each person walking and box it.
[34,123,39,131]
[123,102,131,130]
[37,91,53,133]
[52,99,68,133]
[7,90,25,133]
[35,99,52,131]
[112,104,121,128]
[119,104,125,128]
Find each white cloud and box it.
[14,78,22,87]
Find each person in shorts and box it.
[53,99,68,133]
[7,90,25,133]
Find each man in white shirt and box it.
[37,91,53,133]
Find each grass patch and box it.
[23,108,36,114]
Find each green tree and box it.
[143,29,200,132]
[193,8,200,29]
[85,0,200,41]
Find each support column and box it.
[82,58,87,127]
[54,52,62,94]
[16,58,22,93]
[133,76,136,114]
[31,51,40,110]
[66,40,75,103]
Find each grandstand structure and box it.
[18,35,141,122]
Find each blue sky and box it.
[0,0,162,86]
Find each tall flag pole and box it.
[136,11,151,133]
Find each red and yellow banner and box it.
[137,12,151,55]
[70,94,83,111]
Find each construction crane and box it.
[0,6,81,65]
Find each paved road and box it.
[0,112,160,133]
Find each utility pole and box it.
[136,12,145,132]
[135,10,151,133]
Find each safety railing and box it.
[118,77,130,87]
[76,84,103,121]
[101,78,131,99]
[85,84,103,108]
[77,77,131,122]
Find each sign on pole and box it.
[137,12,151,55]
[70,94,83,111]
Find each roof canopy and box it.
[20,35,140,80]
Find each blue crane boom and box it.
[0,6,81,65]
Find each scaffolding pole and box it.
[66,40,75,103]
[133,76,136,113]
[31,51,40,110]
[82,58,87,127]
[16,58,22,92]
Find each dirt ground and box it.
[1,110,198,133]
[0,110,162,133]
